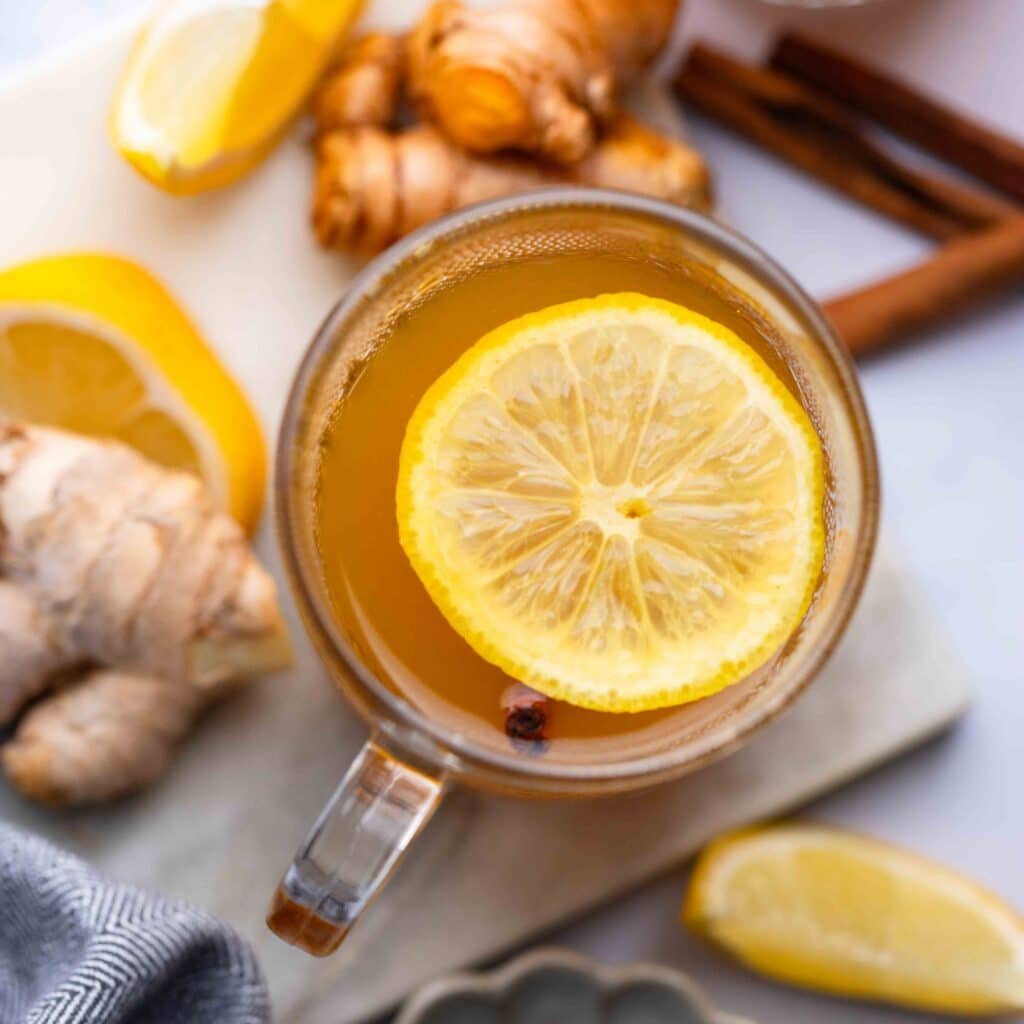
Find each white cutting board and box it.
[0,13,970,1024]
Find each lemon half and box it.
[685,825,1024,1015]
[397,294,825,712]
[0,252,266,532]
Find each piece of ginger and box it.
[313,116,710,255]
[4,672,204,806]
[407,0,681,163]
[0,420,291,805]
[314,31,407,132]
[310,25,709,255]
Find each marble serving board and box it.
[0,9,970,1024]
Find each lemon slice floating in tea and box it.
[397,293,825,712]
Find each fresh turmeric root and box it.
[407,0,682,163]
[313,116,710,254]
[312,28,710,256]
[0,421,291,805]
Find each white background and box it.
[2,1,1022,1022]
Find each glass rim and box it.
[276,187,880,789]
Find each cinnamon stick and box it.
[771,33,1024,203]
[675,44,1017,240]
[824,216,1024,357]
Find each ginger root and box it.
[0,421,291,805]
[407,0,681,163]
[4,672,203,806]
[314,31,407,132]
[313,116,710,255]
[311,23,710,256]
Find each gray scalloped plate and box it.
[394,948,753,1024]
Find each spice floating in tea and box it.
[502,683,550,754]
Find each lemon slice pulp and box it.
[685,825,1024,1015]
[397,293,825,712]
[111,0,363,194]
[0,252,266,532]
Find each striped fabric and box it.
[0,824,269,1024]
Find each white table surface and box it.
[2,2,1022,1022]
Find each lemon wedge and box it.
[397,294,824,712]
[684,825,1024,1015]
[111,0,363,194]
[0,252,266,532]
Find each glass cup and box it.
[269,189,880,955]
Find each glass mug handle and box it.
[267,739,444,956]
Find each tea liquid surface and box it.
[315,252,804,758]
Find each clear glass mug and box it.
[269,189,880,956]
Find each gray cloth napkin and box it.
[0,824,269,1024]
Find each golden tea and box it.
[313,248,823,760]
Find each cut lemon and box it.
[111,0,364,194]
[684,825,1024,1015]
[0,252,266,532]
[397,294,824,712]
